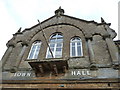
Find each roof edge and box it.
[22,14,110,33]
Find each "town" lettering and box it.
[14,73,31,77]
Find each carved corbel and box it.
[10,66,17,73]
[102,34,110,40]
[89,63,98,70]
[22,40,29,46]
[63,66,67,73]
[6,39,15,48]
[38,65,44,76]
[53,64,58,76]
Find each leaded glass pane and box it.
[57,38,63,42]
[77,46,82,56]
[50,39,55,43]
[57,43,62,47]
[50,44,55,47]
[56,48,62,51]
[72,43,75,46]
[77,42,81,46]
[72,47,75,56]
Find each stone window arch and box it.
[70,37,83,57]
[28,41,41,59]
[46,33,63,58]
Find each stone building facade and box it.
[1,7,120,90]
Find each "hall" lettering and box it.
[71,70,91,76]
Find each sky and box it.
[0,0,119,60]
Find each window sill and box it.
[69,56,84,59]
[25,59,37,61]
[25,58,66,62]
[44,57,64,61]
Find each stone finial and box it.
[55,6,65,16]
[101,17,105,23]
[13,27,23,36]
[17,27,22,33]
[101,17,111,26]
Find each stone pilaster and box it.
[104,36,119,69]
[1,45,14,69]
[87,38,97,70]
[10,42,27,72]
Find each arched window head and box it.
[46,33,63,58]
[70,37,83,57]
[28,41,41,59]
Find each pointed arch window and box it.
[70,37,83,57]
[28,41,41,59]
[46,33,63,58]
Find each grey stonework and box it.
[1,8,120,80]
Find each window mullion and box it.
[32,45,36,59]
[46,45,49,58]
[70,43,72,57]
[33,45,37,59]
[80,42,83,56]
[28,45,33,59]
[75,42,78,56]
[54,37,57,58]
[61,43,63,55]
[54,43,57,58]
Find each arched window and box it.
[46,33,63,58]
[28,41,41,59]
[70,37,83,57]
